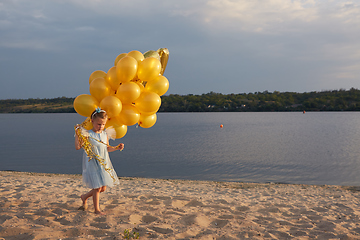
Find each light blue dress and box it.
[82,129,120,189]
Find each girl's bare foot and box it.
[95,210,106,215]
[78,195,88,210]
[81,194,87,204]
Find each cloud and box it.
[334,1,360,22]
[201,0,318,33]
[0,0,360,98]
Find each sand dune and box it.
[1,171,360,239]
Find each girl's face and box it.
[91,117,107,133]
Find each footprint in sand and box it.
[180,214,212,228]
[54,217,72,226]
[142,214,158,224]
[180,214,196,226]
[185,200,204,207]
[34,216,53,227]
[90,222,111,229]
[52,208,69,216]
[129,214,142,224]
[150,226,173,234]
[211,219,229,228]
[171,200,188,208]
[196,215,212,227]
[0,215,13,224]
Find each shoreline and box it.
[1,171,360,239]
[3,170,360,188]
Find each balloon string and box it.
[88,136,121,150]
[74,121,117,182]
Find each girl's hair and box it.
[91,108,107,120]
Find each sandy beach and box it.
[1,171,360,239]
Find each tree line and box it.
[0,97,76,113]
[2,88,360,113]
[159,88,360,112]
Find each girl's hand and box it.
[107,143,124,152]
[74,124,82,137]
[75,129,82,150]
[75,124,83,131]
[116,143,124,151]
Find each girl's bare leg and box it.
[80,188,99,209]
[92,188,105,215]
[80,186,107,214]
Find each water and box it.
[1,112,360,186]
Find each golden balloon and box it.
[105,66,120,91]
[117,104,140,126]
[134,91,161,113]
[137,57,161,82]
[89,70,106,84]
[106,118,127,139]
[73,94,99,117]
[145,75,169,96]
[116,56,138,83]
[100,95,122,118]
[136,81,145,92]
[105,117,119,129]
[127,50,144,63]
[113,124,127,139]
[114,53,127,66]
[157,48,169,75]
[138,113,157,128]
[115,82,141,104]
[89,77,112,102]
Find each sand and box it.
[1,171,360,240]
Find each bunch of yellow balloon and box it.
[73,48,170,139]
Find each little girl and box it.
[75,108,124,215]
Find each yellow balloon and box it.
[106,118,127,139]
[113,124,128,139]
[136,81,145,91]
[157,48,169,75]
[137,57,161,82]
[138,113,157,128]
[134,91,161,113]
[89,77,112,102]
[117,104,140,126]
[89,70,106,84]
[127,50,144,63]
[82,117,93,130]
[116,56,138,83]
[114,53,127,66]
[105,66,120,91]
[105,117,118,129]
[100,95,122,118]
[139,109,158,115]
[115,82,141,104]
[73,94,99,117]
[145,75,169,96]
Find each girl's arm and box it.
[108,143,124,152]
[107,136,124,152]
[75,131,82,150]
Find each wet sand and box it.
[1,171,360,239]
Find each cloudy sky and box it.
[1,0,360,99]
